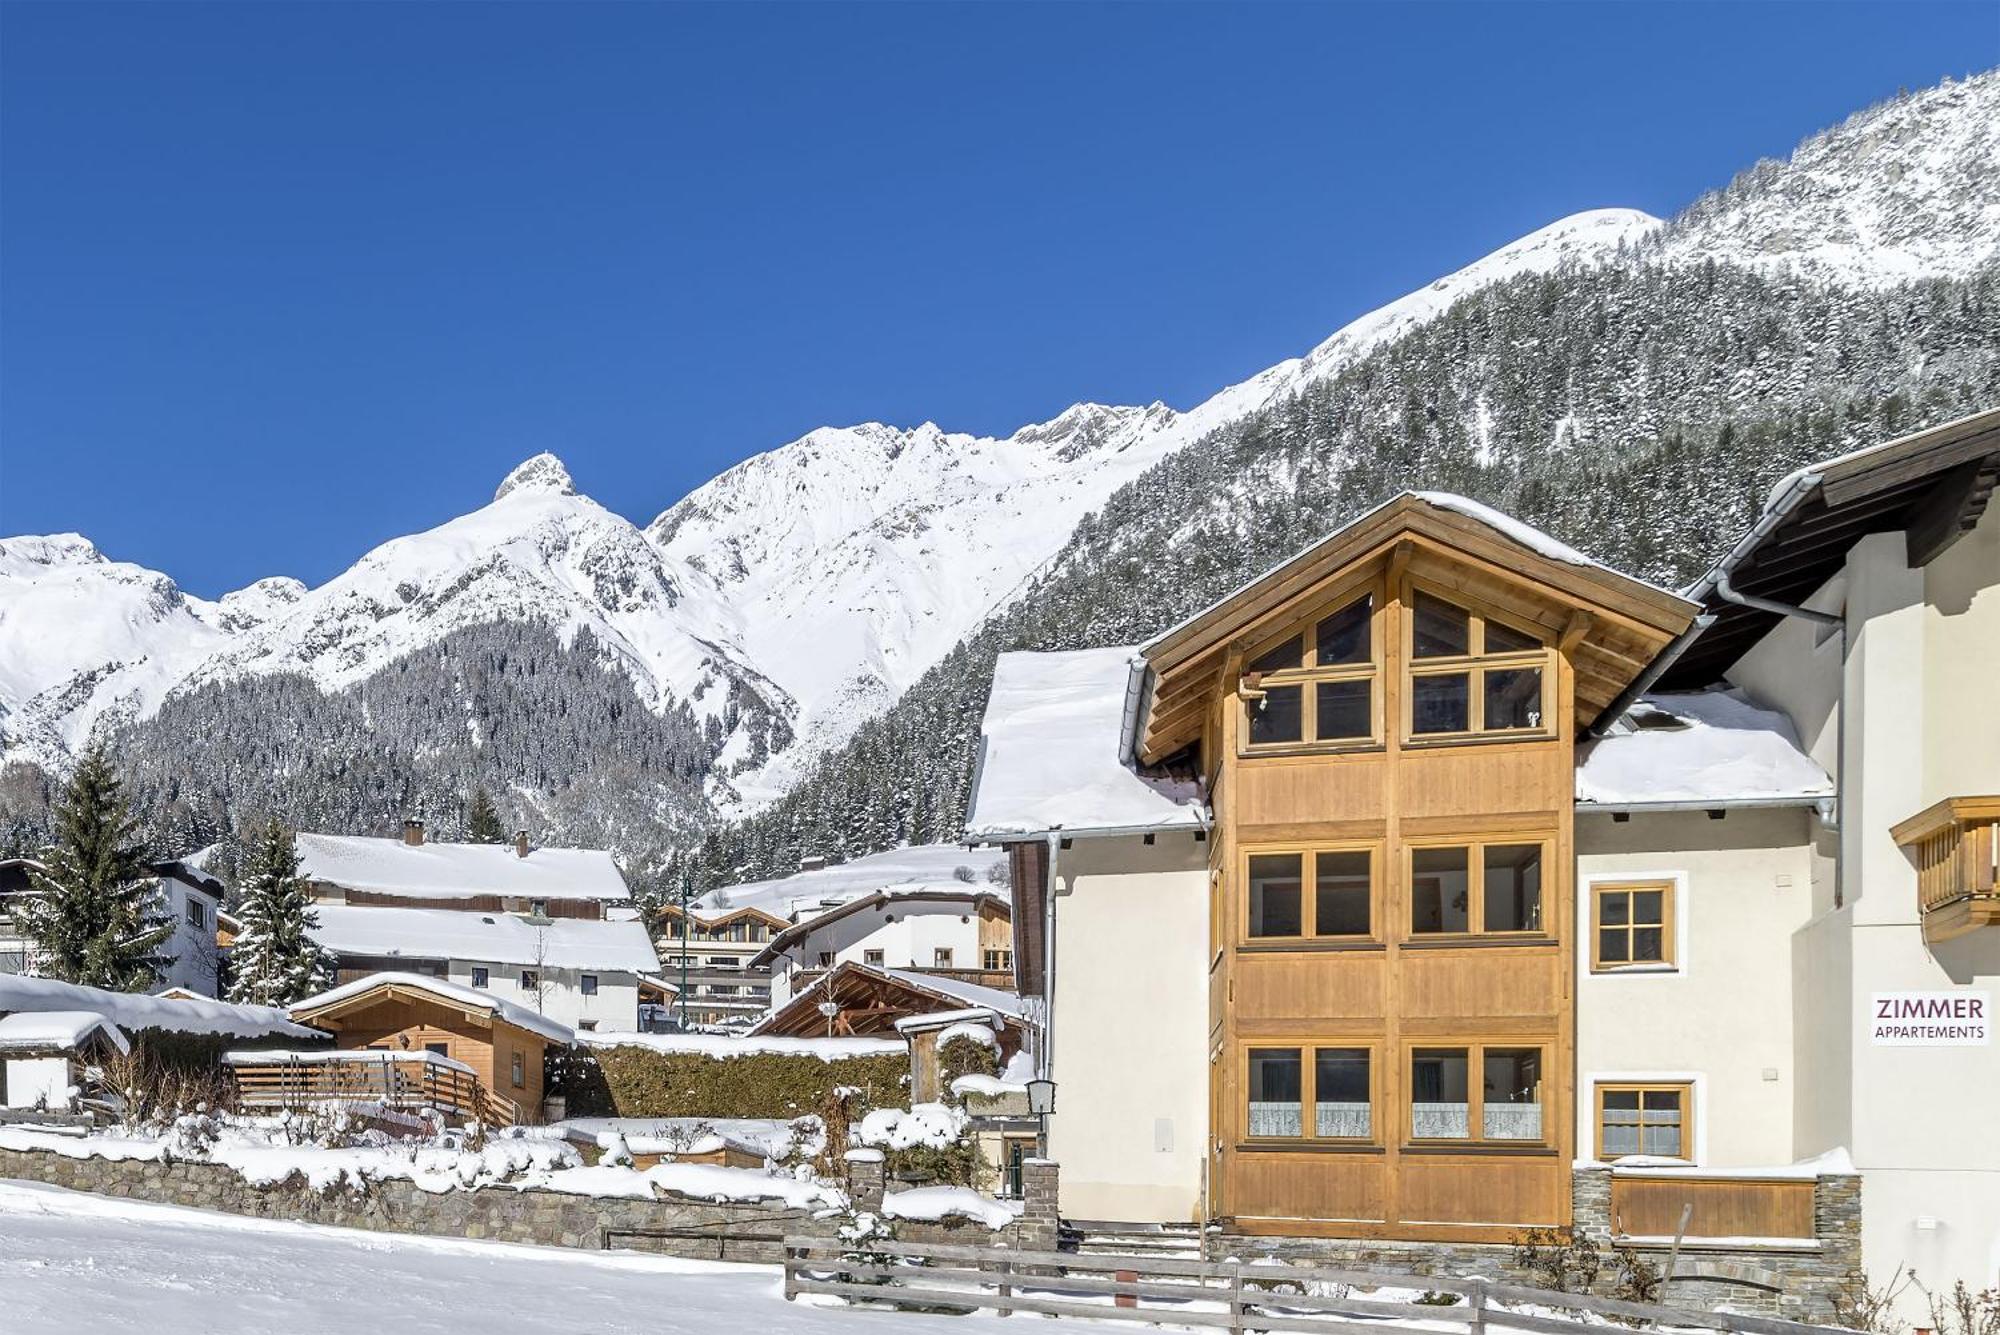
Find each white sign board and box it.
[1869,990,1991,1046]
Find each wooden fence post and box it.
[1467,1277,1487,1335]
[994,1250,1013,1318]
[1227,1261,1246,1333]
[782,1240,798,1302]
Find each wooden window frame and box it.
[1594,1081,1694,1162]
[1404,1040,1551,1148]
[1238,579,1386,755]
[1241,1041,1380,1147]
[1401,582,1557,745]
[1240,843,1382,945]
[1405,836,1553,940]
[1589,879,1677,971]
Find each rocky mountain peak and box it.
[494,453,577,501]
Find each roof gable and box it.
[1134,493,1699,763]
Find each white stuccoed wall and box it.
[1045,831,1209,1224]
[1728,501,2000,1303]
[1576,807,1817,1167]
[765,894,999,1006]
[441,959,639,1031]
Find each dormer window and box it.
[1406,591,1552,740]
[1241,591,1378,751]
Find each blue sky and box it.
[2,1,1993,597]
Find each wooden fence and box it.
[782,1237,1860,1335]
[226,1050,519,1126]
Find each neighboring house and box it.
[0,856,223,997]
[964,408,2000,1307]
[295,823,658,1031]
[756,958,1034,1052]
[652,903,785,1030]
[752,882,1013,1009]
[664,844,1011,1029]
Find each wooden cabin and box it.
[266,972,576,1125]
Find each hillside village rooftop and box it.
[295,832,631,902]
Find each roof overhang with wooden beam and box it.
[1131,492,1701,765]
[1662,406,2000,690]
[753,961,1030,1050]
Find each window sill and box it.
[1235,1141,1385,1156]
[1590,963,1679,976]
[1402,1142,1559,1157]
[1239,939,1386,954]
[1402,730,1555,749]
[1398,935,1558,951]
[1239,741,1386,761]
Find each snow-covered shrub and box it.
[835,1207,898,1285]
[936,1028,1000,1100]
[854,1103,987,1190]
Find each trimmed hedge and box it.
[551,1044,910,1119]
[937,1034,1000,1098]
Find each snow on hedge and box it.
[0,975,318,1041]
[935,1021,997,1049]
[581,1032,904,1061]
[853,1102,967,1152]
[881,1185,1022,1230]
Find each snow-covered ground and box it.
[0,1181,1019,1335]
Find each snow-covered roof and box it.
[578,1031,904,1061]
[879,967,1028,1020]
[288,971,575,1045]
[308,906,660,974]
[694,843,1006,919]
[0,1009,130,1055]
[295,833,630,902]
[0,974,319,1041]
[1576,689,1834,809]
[965,647,1206,840]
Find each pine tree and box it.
[465,786,505,844]
[17,743,175,990]
[228,817,333,1007]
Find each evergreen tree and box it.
[228,818,334,1007]
[17,743,175,990]
[465,786,505,844]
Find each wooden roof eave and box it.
[292,983,497,1034]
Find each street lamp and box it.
[1026,1078,1056,1160]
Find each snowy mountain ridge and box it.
[3,70,1995,831]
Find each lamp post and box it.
[1026,1077,1056,1159]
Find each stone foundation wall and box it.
[0,1146,1059,1264]
[1222,1169,1863,1323]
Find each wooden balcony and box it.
[225,1049,521,1126]
[1892,795,2000,943]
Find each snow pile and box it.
[853,1103,967,1153]
[880,1185,1022,1230]
[1576,689,1833,807]
[580,1032,903,1061]
[948,1074,1027,1101]
[935,1021,997,1049]
[0,1010,130,1055]
[0,974,318,1041]
[558,1115,810,1161]
[966,647,1205,839]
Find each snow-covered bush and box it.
[853,1103,987,1190]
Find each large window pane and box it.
[1248,855,1303,938]
[1316,596,1372,666]
[1600,1089,1642,1158]
[1484,845,1543,932]
[1484,667,1543,730]
[1412,673,1470,734]
[1641,1089,1685,1157]
[1483,1049,1543,1141]
[1411,847,1470,933]
[1412,594,1471,658]
[1249,1049,1303,1137]
[1250,633,1305,675]
[1315,1049,1371,1138]
[1411,1049,1469,1138]
[1314,851,1371,936]
[1483,619,1541,654]
[1315,679,1371,741]
[1249,684,1303,745]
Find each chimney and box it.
[402,819,425,847]
[799,854,827,873]
[514,829,530,859]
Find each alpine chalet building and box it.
[966,409,1999,1308]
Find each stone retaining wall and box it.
[0,1145,1059,1265]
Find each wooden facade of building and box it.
[1132,498,1696,1241]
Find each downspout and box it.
[1039,828,1060,1159]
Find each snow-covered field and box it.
[0,1180,1018,1335]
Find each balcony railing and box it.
[1893,795,2000,942]
[224,1049,521,1126]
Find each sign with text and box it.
[1869,990,1991,1046]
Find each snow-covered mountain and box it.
[3,70,1995,835]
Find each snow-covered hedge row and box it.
[550,1040,908,1120]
